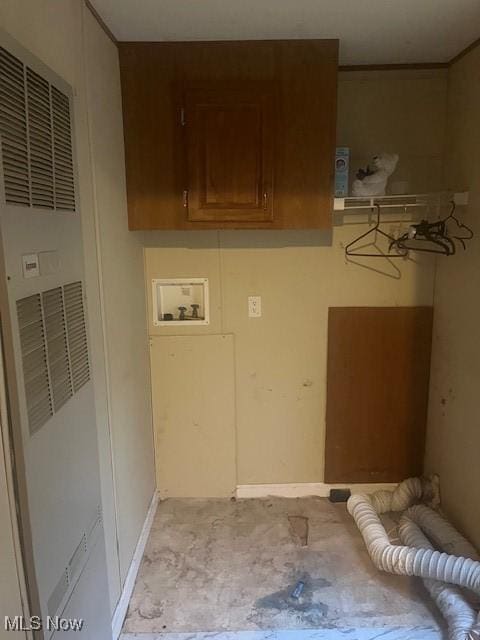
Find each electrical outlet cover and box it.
[248,296,262,318]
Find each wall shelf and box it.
[333,192,470,228]
[334,191,469,212]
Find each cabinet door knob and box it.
[263,191,268,210]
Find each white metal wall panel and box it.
[0,28,109,638]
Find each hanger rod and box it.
[334,192,468,212]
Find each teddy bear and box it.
[352,153,399,197]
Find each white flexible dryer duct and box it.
[347,478,480,640]
[403,504,480,561]
[399,512,477,640]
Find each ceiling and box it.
[90,0,480,65]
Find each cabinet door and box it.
[184,87,274,223]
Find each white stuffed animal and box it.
[352,153,399,197]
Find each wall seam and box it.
[423,61,451,476]
[0,333,32,637]
[79,0,122,595]
[217,230,225,334]
[216,231,239,488]
[143,247,158,489]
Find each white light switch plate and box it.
[248,296,262,318]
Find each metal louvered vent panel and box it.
[48,505,102,620]
[16,294,53,434]
[42,287,73,412]
[26,68,54,209]
[64,282,90,392]
[17,281,90,435]
[0,47,30,206]
[0,45,76,211]
[52,87,75,211]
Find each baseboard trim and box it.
[236,482,397,499]
[112,490,159,639]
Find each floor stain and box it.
[288,515,309,546]
[255,573,331,625]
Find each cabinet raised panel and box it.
[185,87,274,222]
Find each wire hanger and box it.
[444,200,474,249]
[390,200,473,256]
[345,204,409,258]
[390,219,456,256]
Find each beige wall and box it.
[144,67,447,491]
[0,442,24,637]
[145,232,435,488]
[0,0,155,616]
[82,7,155,591]
[0,359,25,638]
[338,69,447,193]
[425,46,480,550]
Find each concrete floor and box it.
[121,497,445,640]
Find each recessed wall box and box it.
[152,278,210,326]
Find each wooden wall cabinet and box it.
[119,40,338,230]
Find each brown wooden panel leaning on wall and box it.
[325,306,434,484]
